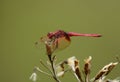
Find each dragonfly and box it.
[37,30,101,53]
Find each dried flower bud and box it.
[105,62,118,76]
[74,60,83,82]
[94,62,118,81]
[29,72,37,82]
[84,56,92,75]
[66,56,83,82]
[56,63,65,77]
[67,56,76,71]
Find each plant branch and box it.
[46,44,60,82]
[48,55,61,82]
[40,59,53,74]
[34,66,52,77]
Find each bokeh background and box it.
[1,0,120,82]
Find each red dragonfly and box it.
[39,30,101,53]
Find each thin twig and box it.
[40,59,53,74]
[48,55,61,82]
[34,66,52,77]
[46,44,60,82]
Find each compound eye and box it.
[47,32,53,38]
[47,32,51,36]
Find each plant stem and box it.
[85,74,89,82]
[46,44,60,82]
[48,55,60,82]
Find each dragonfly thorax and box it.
[46,30,71,52]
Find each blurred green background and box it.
[1,0,120,82]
